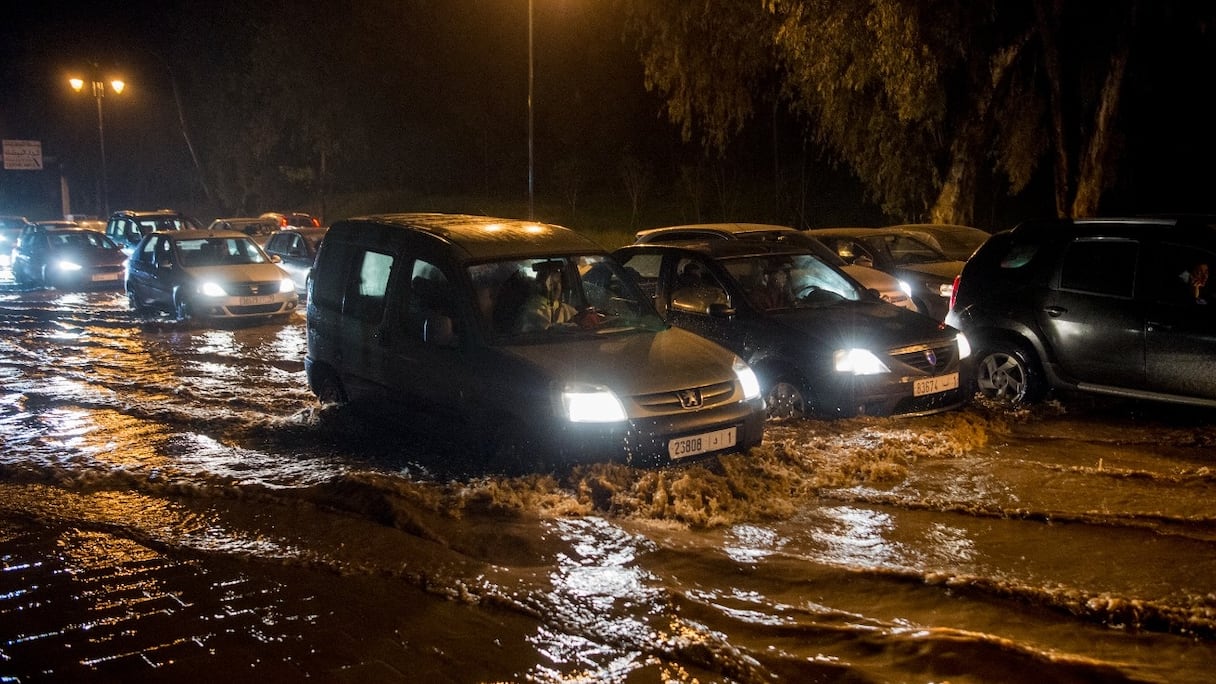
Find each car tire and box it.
[127,287,147,313]
[313,370,348,405]
[974,342,1045,405]
[765,376,809,421]
[173,294,193,322]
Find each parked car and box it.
[946,217,1216,408]
[306,213,765,470]
[886,223,991,261]
[260,212,321,229]
[634,223,918,312]
[1,215,33,268]
[612,240,970,420]
[106,209,203,255]
[208,217,278,245]
[807,227,967,321]
[262,226,329,294]
[125,229,298,322]
[10,224,126,289]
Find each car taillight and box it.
[948,274,961,312]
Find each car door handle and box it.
[1147,320,1171,332]
[1043,306,1067,317]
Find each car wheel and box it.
[975,343,1045,405]
[174,294,193,322]
[313,370,348,405]
[127,287,147,313]
[765,377,808,421]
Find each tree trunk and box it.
[1072,47,1130,217]
[1034,0,1070,218]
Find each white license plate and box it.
[914,372,959,396]
[240,295,275,305]
[92,272,120,281]
[668,427,737,459]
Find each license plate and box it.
[240,295,274,305]
[91,272,120,281]
[914,372,959,396]
[669,427,737,459]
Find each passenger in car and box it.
[516,261,577,331]
[753,263,795,310]
[1176,260,1210,304]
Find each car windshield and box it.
[469,254,664,341]
[52,231,117,250]
[176,237,270,267]
[719,253,861,311]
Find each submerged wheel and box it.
[127,287,147,313]
[765,377,808,422]
[975,344,1044,405]
[174,294,193,321]
[313,370,348,405]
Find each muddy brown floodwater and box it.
[1,285,1215,683]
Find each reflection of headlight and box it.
[55,260,83,272]
[733,357,761,400]
[834,349,890,375]
[956,333,971,359]
[898,280,913,297]
[279,278,294,293]
[562,384,627,423]
[199,282,227,296]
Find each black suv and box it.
[946,217,1216,408]
[105,209,202,255]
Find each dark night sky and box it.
[2,2,1214,230]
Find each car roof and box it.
[274,226,329,236]
[616,238,815,261]
[333,212,603,261]
[635,223,796,240]
[1009,217,1216,242]
[158,229,250,240]
[112,209,191,218]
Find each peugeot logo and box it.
[924,348,938,368]
[676,388,703,409]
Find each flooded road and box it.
[2,284,1215,683]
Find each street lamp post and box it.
[69,69,125,217]
[528,0,535,219]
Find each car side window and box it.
[404,259,456,344]
[617,253,662,300]
[347,250,394,323]
[1058,239,1137,297]
[670,257,729,314]
[1141,241,1216,305]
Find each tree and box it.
[620,0,1213,222]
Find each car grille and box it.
[890,387,965,416]
[889,342,957,373]
[227,303,286,315]
[633,380,737,412]
[227,281,281,296]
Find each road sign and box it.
[3,139,43,170]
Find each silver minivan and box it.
[305,213,766,471]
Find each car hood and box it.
[895,260,967,281]
[183,262,288,282]
[501,327,738,395]
[842,265,902,293]
[767,300,958,349]
[57,247,127,266]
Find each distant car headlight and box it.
[733,356,761,400]
[898,280,913,297]
[956,332,971,360]
[834,349,890,375]
[279,278,294,293]
[55,259,83,272]
[199,281,227,297]
[562,384,627,423]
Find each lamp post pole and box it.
[70,69,124,217]
[528,0,534,219]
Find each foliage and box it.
[619,0,1216,222]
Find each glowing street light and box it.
[69,69,126,216]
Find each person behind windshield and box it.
[516,261,578,331]
[753,263,795,310]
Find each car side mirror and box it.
[423,314,458,347]
[269,254,282,264]
[671,287,732,316]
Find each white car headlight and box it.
[55,259,82,272]
[199,282,227,297]
[733,356,761,400]
[898,280,913,297]
[562,385,627,423]
[279,278,295,293]
[834,348,890,375]
[956,332,971,360]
